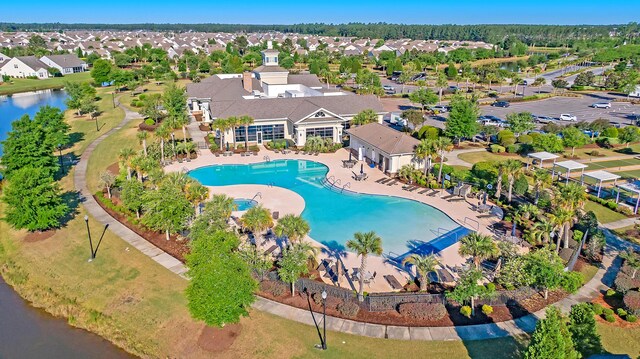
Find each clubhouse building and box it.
[186,43,386,147]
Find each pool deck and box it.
[166,147,500,293]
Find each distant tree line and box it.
[1,22,637,46]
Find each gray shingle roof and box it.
[347,123,420,155]
[16,56,48,71]
[42,54,86,68]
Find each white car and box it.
[559,114,577,122]
[591,102,612,109]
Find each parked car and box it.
[559,114,578,122]
[491,101,510,108]
[432,105,450,113]
[390,71,402,81]
[448,85,460,92]
[520,80,528,86]
[382,85,395,94]
[535,115,556,124]
[591,102,612,109]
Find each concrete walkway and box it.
[447,147,487,168]
[602,217,640,230]
[73,100,187,277]
[73,105,625,342]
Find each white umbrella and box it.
[358,147,363,161]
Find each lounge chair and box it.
[477,213,494,219]
[375,178,385,184]
[418,188,430,194]
[407,186,419,192]
[387,179,399,186]
[384,274,403,290]
[428,190,438,197]
[215,153,220,157]
[448,197,465,202]
[379,178,391,184]
[442,194,455,200]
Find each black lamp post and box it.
[112,91,116,109]
[94,113,99,132]
[171,133,176,159]
[321,289,327,350]
[84,215,95,262]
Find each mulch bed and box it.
[256,281,564,327]
[106,162,120,175]
[24,230,57,242]
[197,324,242,352]
[93,194,189,262]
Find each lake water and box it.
[0,89,68,156]
[0,277,134,358]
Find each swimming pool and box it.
[189,160,464,256]
[233,198,258,211]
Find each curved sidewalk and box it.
[73,101,187,277]
[73,105,623,341]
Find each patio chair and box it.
[384,274,403,290]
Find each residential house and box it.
[0,56,50,79]
[40,54,87,74]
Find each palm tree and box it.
[554,182,587,212]
[436,73,448,104]
[548,208,573,252]
[209,194,237,219]
[274,214,310,244]
[494,163,505,200]
[402,254,439,291]
[137,130,149,157]
[485,72,498,91]
[435,137,453,184]
[241,205,273,235]
[99,171,116,199]
[415,139,436,176]
[532,169,552,205]
[212,118,231,150]
[118,147,136,180]
[346,231,383,301]
[238,115,254,151]
[526,221,555,245]
[502,159,523,203]
[155,124,171,164]
[458,232,499,270]
[186,182,209,217]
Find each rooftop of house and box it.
[42,54,86,68]
[347,122,420,155]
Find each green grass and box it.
[457,151,523,165]
[597,323,640,357]
[613,169,640,180]
[585,158,640,171]
[0,72,92,95]
[577,262,599,285]
[584,200,627,224]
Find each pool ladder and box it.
[341,182,351,193]
[263,155,271,162]
[252,192,262,201]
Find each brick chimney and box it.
[242,72,252,93]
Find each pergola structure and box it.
[615,180,640,214]
[581,170,621,198]
[552,160,588,184]
[527,151,560,169]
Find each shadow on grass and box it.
[463,336,526,359]
[68,132,85,147]
[59,190,82,227]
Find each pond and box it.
[0,277,134,358]
[0,89,68,156]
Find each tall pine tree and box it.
[524,306,580,359]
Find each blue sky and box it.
[1,0,638,25]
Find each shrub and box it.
[506,144,521,153]
[617,308,628,317]
[139,94,147,100]
[602,126,619,138]
[517,134,533,144]
[144,118,155,126]
[418,126,440,140]
[486,283,496,292]
[624,291,640,315]
[498,130,515,146]
[615,274,637,294]
[606,289,617,297]
[460,306,472,318]
[482,304,494,316]
[337,301,360,318]
[627,315,638,323]
[311,292,323,305]
[397,303,447,321]
[603,308,614,316]
[259,281,287,297]
[561,271,584,294]
[490,144,505,153]
[605,314,616,323]
[592,303,604,315]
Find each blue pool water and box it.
[234,198,258,211]
[0,90,68,156]
[189,160,464,256]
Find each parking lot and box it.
[480,92,639,126]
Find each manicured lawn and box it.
[584,200,627,224]
[0,72,92,95]
[614,169,640,180]
[457,151,523,165]
[597,323,640,357]
[585,158,640,171]
[577,262,599,284]
[613,225,640,246]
